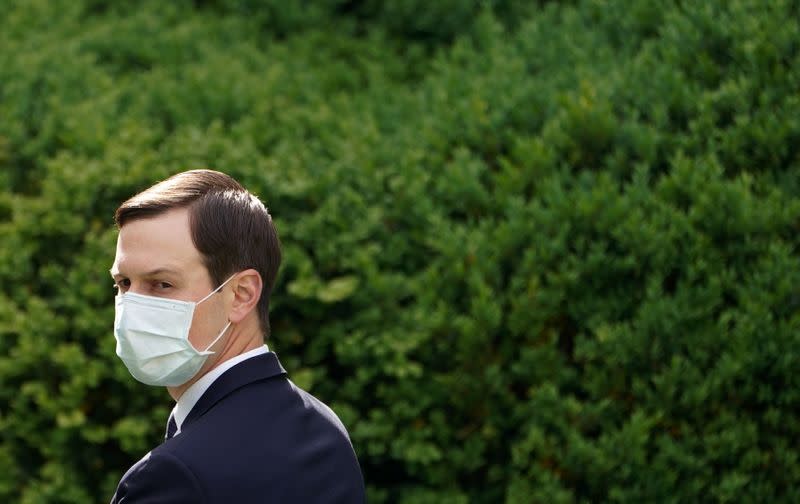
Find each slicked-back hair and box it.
[114,169,281,338]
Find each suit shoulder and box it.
[289,380,353,440]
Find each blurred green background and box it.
[1,0,799,502]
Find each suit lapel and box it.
[182,352,287,430]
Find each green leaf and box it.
[316,276,360,304]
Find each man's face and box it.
[110,207,228,352]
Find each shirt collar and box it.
[171,345,269,434]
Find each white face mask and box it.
[114,275,235,387]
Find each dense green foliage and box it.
[1,0,799,502]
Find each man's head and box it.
[111,170,281,339]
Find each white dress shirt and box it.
[170,345,269,436]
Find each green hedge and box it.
[1,0,799,502]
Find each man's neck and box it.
[167,322,264,401]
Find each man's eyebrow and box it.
[109,267,182,278]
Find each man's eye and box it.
[156,282,173,290]
[113,279,131,292]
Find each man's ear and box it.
[228,269,262,324]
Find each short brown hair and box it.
[115,169,281,337]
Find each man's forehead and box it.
[112,209,204,277]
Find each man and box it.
[109,169,365,503]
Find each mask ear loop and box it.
[196,274,237,305]
[197,274,237,353]
[202,321,232,353]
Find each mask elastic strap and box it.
[197,274,236,305]
[203,320,232,353]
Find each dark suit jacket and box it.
[111,352,366,503]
